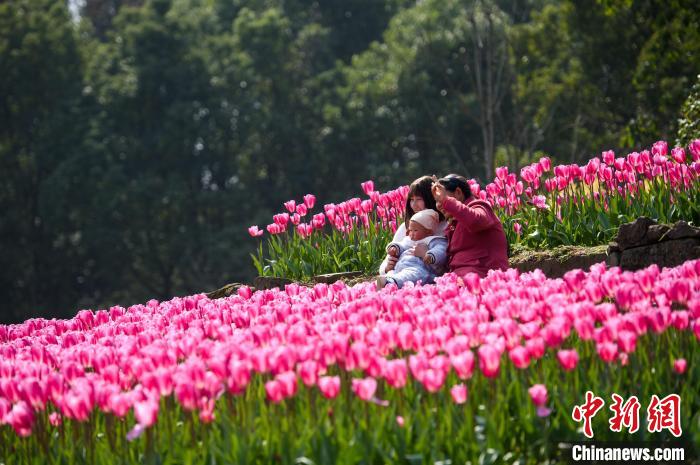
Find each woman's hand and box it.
[412,243,428,258]
[385,255,398,272]
[431,182,447,203]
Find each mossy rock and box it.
[509,245,608,278]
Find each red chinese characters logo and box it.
[572,391,605,438]
[647,394,682,437]
[609,393,641,434]
[572,392,682,438]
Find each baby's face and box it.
[408,221,432,241]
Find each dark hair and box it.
[438,174,472,200]
[404,175,445,228]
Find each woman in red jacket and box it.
[431,174,509,278]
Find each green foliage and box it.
[0,0,86,321]
[254,221,393,280]
[677,74,700,146]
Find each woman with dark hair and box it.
[431,174,508,278]
[379,176,447,275]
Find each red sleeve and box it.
[439,197,495,232]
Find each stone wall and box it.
[607,217,700,270]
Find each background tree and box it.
[1,0,699,322]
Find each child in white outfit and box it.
[376,209,448,289]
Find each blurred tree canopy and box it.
[1,0,699,322]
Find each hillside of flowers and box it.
[250,140,700,281]
[1,259,699,463]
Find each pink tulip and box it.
[478,345,501,378]
[532,195,547,209]
[602,150,615,165]
[248,225,263,237]
[450,384,468,404]
[689,139,700,162]
[597,342,618,363]
[652,140,668,157]
[237,286,252,299]
[134,398,159,427]
[421,368,446,393]
[266,223,283,235]
[528,384,547,407]
[525,337,546,360]
[284,200,296,213]
[384,359,408,388]
[0,397,11,421]
[296,204,308,216]
[693,320,700,341]
[513,222,522,235]
[361,180,375,195]
[557,349,579,371]
[671,147,686,164]
[351,377,377,401]
[276,371,298,398]
[49,412,62,427]
[617,331,637,353]
[673,359,687,374]
[450,351,475,379]
[298,360,320,387]
[317,376,341,399]
[509,346,530,369]
[23,378,47,410]
[265,380,284,403]
[7,401,34,437]
[396,415,405,427]
[303,194,316,209]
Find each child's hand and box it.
[387,245,400,257]
[412,243,428,258]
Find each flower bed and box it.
[1,260,698,463]
[251,140,700,281]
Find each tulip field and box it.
[2,139,700,464]
[1,259,700,463]
[251,140,700,281]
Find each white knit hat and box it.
[410,209,439,233]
